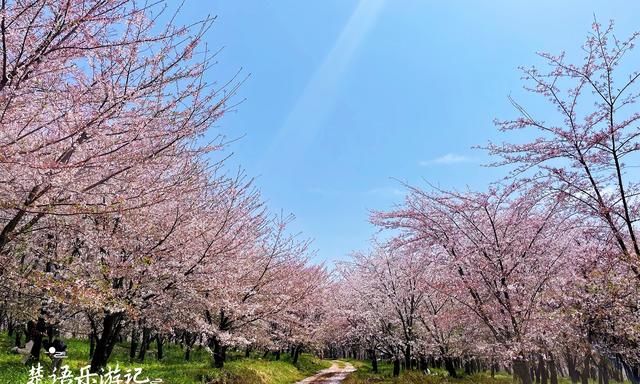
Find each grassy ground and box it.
[0,333,331,383]
[342,359,629,384]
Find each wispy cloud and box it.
[419,153,473,166]
[308,187,343,198]
[367,187,404,198]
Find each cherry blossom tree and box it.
[266,268,332,365]
[0,0,235,252]
[415,273,474,378]
[337,244,456,376]
[0,0,247,371]
[487,21,640,279]
[373,183,574,383]
[176,213,326,368]
[487,20,640,379]
[336,255,406,376]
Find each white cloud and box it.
[419,153,473,166]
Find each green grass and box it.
[341,359,628,384]
[342,359,513,384]
[0,333,331,383]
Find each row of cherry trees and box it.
[329,21,640,384]
[0,0,328,373]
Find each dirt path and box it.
[295,361,356,383]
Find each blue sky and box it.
[175,1,640,264]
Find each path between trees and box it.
[296,361,356,383]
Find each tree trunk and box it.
[445,356,458,378]
[245,346,251,358]
[7,318,14,336]
[491,358,496,378]
[275,349,281,361]
[156,335,163,360]
[370,349,378,373]
[581,353,591,384]
[513,359,533,384]
[616,356,636,384]
[89,312,123,373]
[129,327,138,360]
[46,325,55,342]
[210,336,227,368]
[404,344,411,371]
[89,332,96,358]
[14,328,22,347]
[393,357,401,377]
[566,349,580,384]
[419,355,427,373]
[292,345,302,365]
[539,355,548,384]
[548,354,559,384]
[597,356,609,384]
[28,317,46,363]
[184,332,195,361]
[137,327,151,362]
[465,359,472,376]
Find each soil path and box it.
[295,361,356,383]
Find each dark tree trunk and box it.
[292,345,302,365]
[566,349,580,384]
[581,353,591,384]
[89,312,123,373]
[26,321,35,342]
[29,317,46,363]
[611,357,623,383]
[513,359,533,384]
[598,357,609,384]
[245,346,251,358]
[275,349,281,361]
[89,332,96,358]
[370,349,378,373]
[445,356,458,378]
[393,357,401,377]
[432,355,439,369]
[549,354,559,384]
[129,327,138,360]
[419,355,427,373]
[404,344,411,371]
[209,336,227,368]
[539,355,548,384]
[619,357,640,384]
[156,335,163,360]
[7,319,14,336]
[46,325,55,342]
[137,327,151,362]
[14,328,22,347]
[184,332,195,361]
